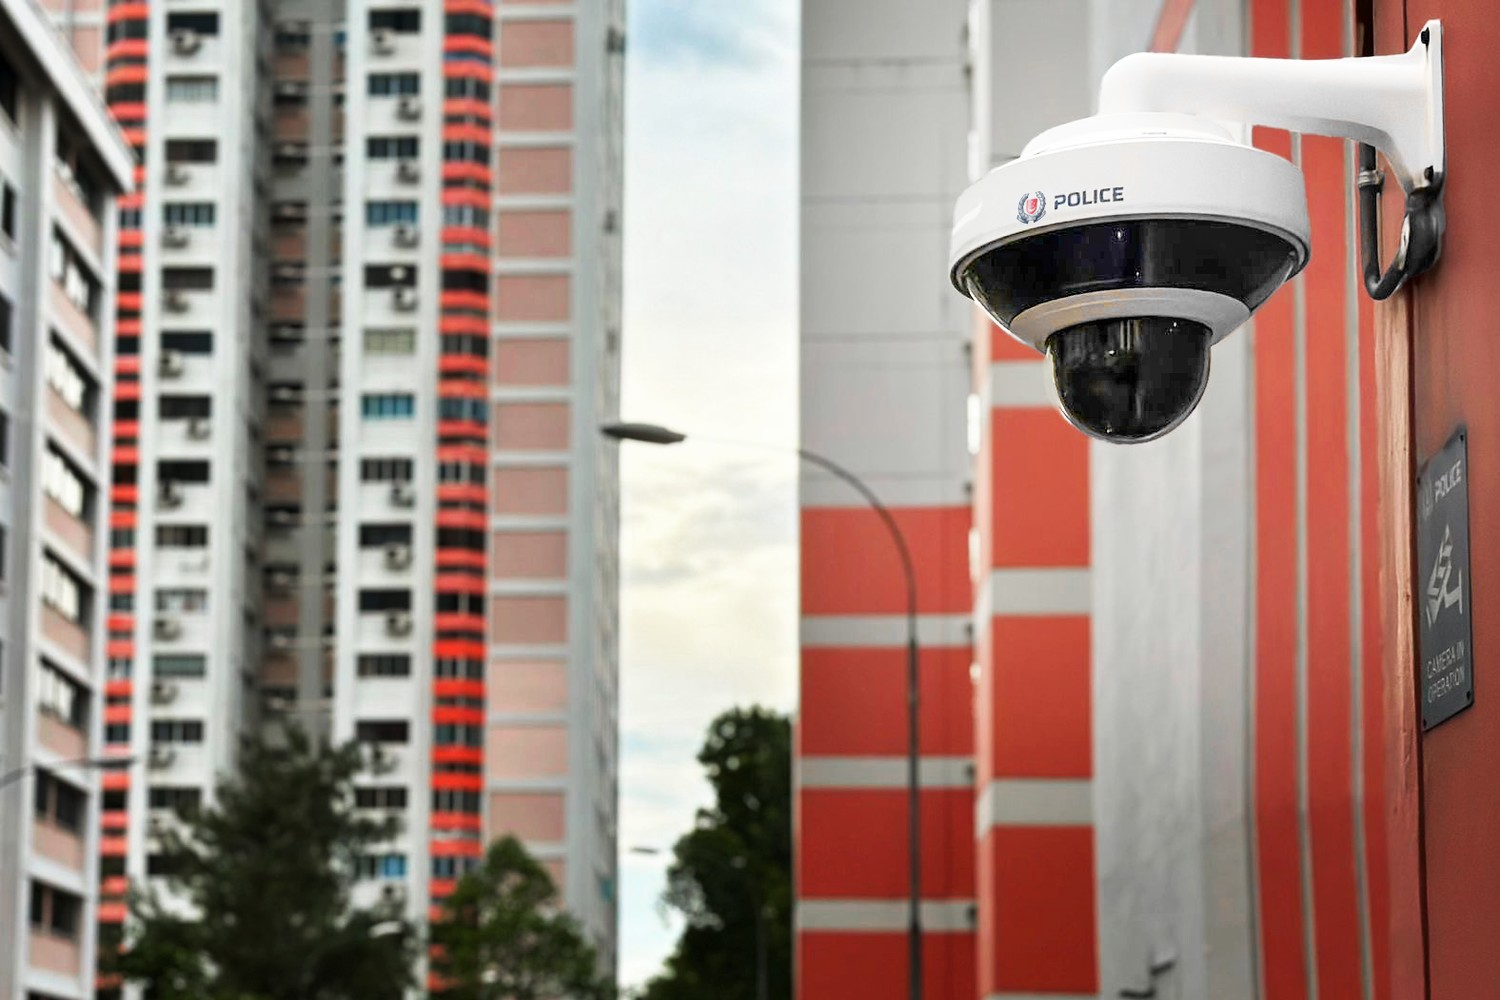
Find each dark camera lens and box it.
[1046,317,1212,442]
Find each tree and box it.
[639,706,792,1000]
[431,834,614,999]
[116,727,417,1000]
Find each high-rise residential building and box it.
[0,0,135,996]
[28,0,622,993]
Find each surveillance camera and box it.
[950,113,1309,442]
[949,22,1447,443]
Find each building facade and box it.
[0,1,135,997]
[798,0,1497,996]
[28,0,622,993]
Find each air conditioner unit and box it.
[150,680,179,705]
[148,745,176,769]
[270,386,302,404]
[380,882,406,903]
[371,28,396,54]
[170,28,200,54]
[269,509,298,526]
[385,611,413,636]
[383,544,412,570]
[162,225,190,249]
[268,445,295,464]
[275,142,309,161]
[396,95,421,120]
[165,162,190,185]
[274,80,308,99]
[392,223,419,248]
[159,350,185,377]
[187,416,211,439]
[270,631,294,650]
[153,615,182,640]
[395,159,420,183]
[157,480,183,508]
[389,482,416,508]
[392,286,417,312]
[164,289,189,312]
[269,570,295,591]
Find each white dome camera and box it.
[950,22,1447,443]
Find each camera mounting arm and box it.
[1097,20,1445,299]
[1098,20,1443,191]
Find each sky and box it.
[616,0,800,988]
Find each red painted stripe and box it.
[101,771,130,790]
[1251,123,1309,1000]
[1148,0,1197,53]
[979,826,1097,994]
[443,98,492,121]
[799,788,975,899]
[442,188,489,208]
[430,812,482,829]
[983,616,1090,781]
[799,932,976,1000]
[801,506,972,615]
[445,0,494,16]
[105,4,149,23]
[988,408,1089,568]
[800,646,975,756]
[443,36,493,58]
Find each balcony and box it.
[28,930,81,978]
[274,106,310,143]
[52,171,102,259]
[40,606,91,664]
[33,817,87,871]
[265,467,302,504]
[48,282,97,354]
[272,286,306,322]
[265,410,305,443]
[45,389,96,457]
[44,497,94,565]
[37,711,87,759]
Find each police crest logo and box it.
[1016,190,1046,225]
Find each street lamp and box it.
[0,754,138,792]
[602,421,924,1000]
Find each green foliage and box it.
[117,727,417,1000]
[431,835,614,1000]
[638,706,792,1000]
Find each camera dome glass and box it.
[1046,317,1211,442]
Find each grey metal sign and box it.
[1417,427,1474,731]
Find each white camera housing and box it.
[950,21,1445,443]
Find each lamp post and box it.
[0,754,138,792]
[603,421,923,1000]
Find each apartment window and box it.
[162,331,213,354]
[148,786,203,812]
[438,397,486,423]
[155,525,208,549]
[364,264,415,288]
[360,458,412,482]
[366,136,418,160]
[357,655,411,678]
[359,524,412,547]
[37,660,87,729]
[434,723,482,747]
[445,76,490,101]
[166,76,219,103]
[436,593,483,616]
[104,722,130,744]
[359,589,410,612]
[1,183,14,240]
[118,207,143,230]
[0,49,16,124]
[46,338,92,413]
[160,460,210,483]
[29,882,81,939]
[355,720,408,744]
[442,204,488,229]
[164,203,216,227]
[361,394,414,420]
[356,853,408,879]
[433,789,481,813]
[442,140,490,165]
[446,13,490,37]
[153,654,207,678]
[163,268,214,291]
[150,720,204,744]
[438,460,485,485]
[369,9,421,32]
[369,73,419,96]
[42,447,88,518]
[354,786,408,809]
[50,232,98,315]
[40,555,83,622]
[0,410,7,466]
[34,771,86,833]
[0,292,11,353]
[159,395,212,419]
[275,21,311,48]
[108,592,134,611]
[435,658,483,680]
[166,139,217,163]
[107,658,132,680]
[166,12,219,34]
[364,328,415,354]
[155,590,208,613]
[365,200,417,226]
